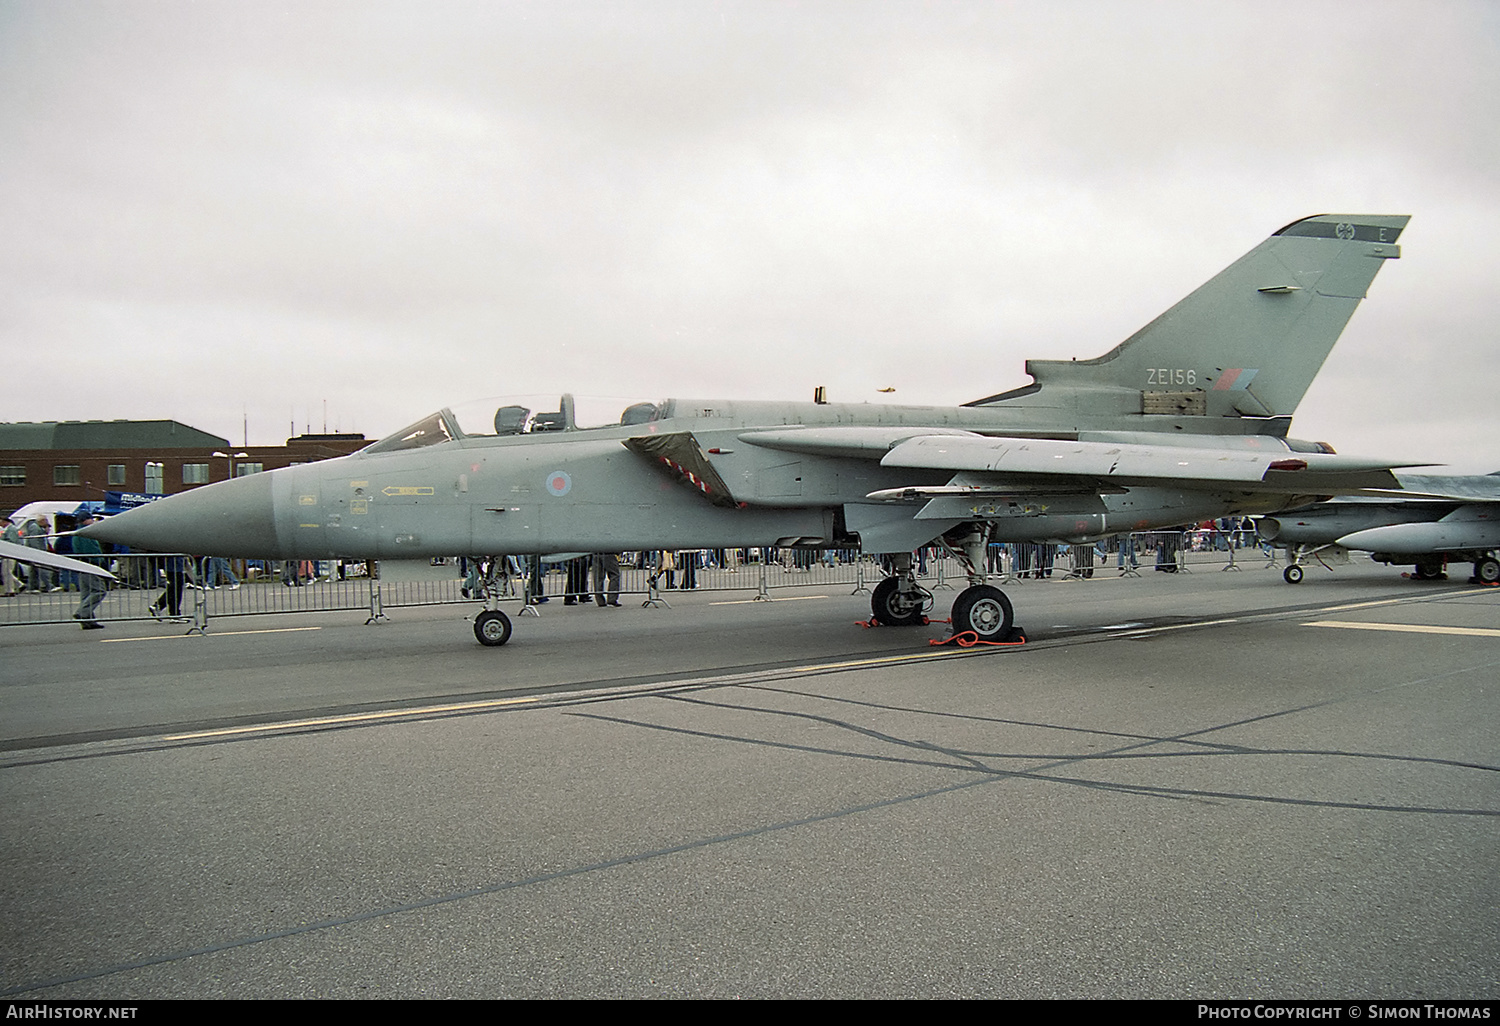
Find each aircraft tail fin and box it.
[968,214,1408,424]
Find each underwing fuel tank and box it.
[1256,506,1442,545]
[1337,514,1500,555]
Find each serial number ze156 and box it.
[1147,368,1197,386]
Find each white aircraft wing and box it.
[738,428,1424,496]
[0,539,116,580]
[878,435,1421,492]
[1354,473,1500,502]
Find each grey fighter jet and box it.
[84,214,1420,645]
[1257,472,1500,584]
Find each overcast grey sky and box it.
[3,0,1497,471]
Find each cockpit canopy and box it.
[363,395,667,454]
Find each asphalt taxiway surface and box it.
[3,563,1497,998]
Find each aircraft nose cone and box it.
[81,471,282,556]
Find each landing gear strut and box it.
[471,558,514,645]
[871,568,929,626]
[941,525,1020,642]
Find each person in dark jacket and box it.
[72,515,109,629]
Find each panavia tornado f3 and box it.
[85,213,1421,645]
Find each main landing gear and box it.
[869,575,1019,641]
[1412,557,1447,581]
[869,532,1021,643]
[871,574,929,626]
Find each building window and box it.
[107,465,127,486]
[182,464,211,485]
[0,466,23,487]
[145,462,164,494]
[233,462,264,477]
[53,465,82,486]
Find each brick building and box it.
[0,420,366,511]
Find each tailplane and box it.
[968,214,1408,426]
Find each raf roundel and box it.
[545,470,572,497]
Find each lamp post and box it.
[212,451,249,482]
[208,452,249,587]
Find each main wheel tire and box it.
[1283,564,1304,584]
[1414,559,1445,581]
[1475,556,1500,585]
[474,609,513,646]
[871,576,926,626]
[951,585,1014,641]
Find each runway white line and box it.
[100,627,324,643]
[1303,620,1500,639]
[163,694,541,740]
[1109,592,1478,640]
[158,646,985,741]
[1315,597,1437,613]
[1113,618,1241,637]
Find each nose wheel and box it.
[474,609,513,646]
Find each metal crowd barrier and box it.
[0,531,1287,631]
[0,555,378,630]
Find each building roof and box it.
[0,420,230,451]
